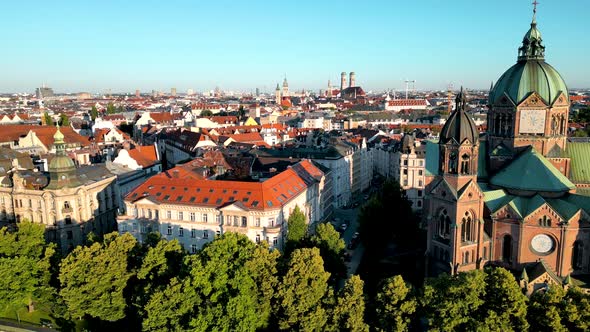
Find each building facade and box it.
[424,14,590,285]
[117,160,329,251]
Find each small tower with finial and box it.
[275,83,281,105]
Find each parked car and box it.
[340,223,348,232]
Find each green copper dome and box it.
[489,18,568,106]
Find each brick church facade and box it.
[424,11,590,287]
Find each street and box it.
[332,205,364,277]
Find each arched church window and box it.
[461,211,475,242]
[437,209,451,239]
[572,241,583,270]
[502,235,512,263]
[448,152,457,174]
[494,114,501,135]
[64,201,71,209]
[539,216,551,227]
[560,115,566,135]
[460,154,470,174]
[506,114,513,135]
[551,115,557,135]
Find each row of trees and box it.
[1,220,589,331]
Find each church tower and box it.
[487,9,570,172]
[275,83,281,105]
[425,88,487,275]
[282,77,289,97]
[46,125,80,189]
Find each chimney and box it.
[172,170,179,178]
[340,72,347,91]
[349,72,356,88]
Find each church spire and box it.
[518,1,545,61]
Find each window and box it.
[216,214,221,224]
[64,201,71,209]
[539,216,551,227]
[141,225,147,234]
[572,241,584,270]
[272,237,278,246]
[269,218,275,227]
[225,215,231,225]
[167,210,172,219]
[255,217,261,227]
[233,216,239,227]
[502,235,512,263]
[418,190,423,197]
[461,211,475,243]
[403,160,408,165]
[148,209,152,219]
[417,200,422,207]
[241,216,247,227]
[256,234,260,243]
[203,231,209,239]
[178,212,183,220]
[202,214,208,223]
[28,199,32,208]
[191,229,197,238]
[418,170,423,176]
[65,216,72,225]
[483,246,488,260]
[403,169,408,175]
[190,213,196,221]
[437,209,451,239]
[463,251,470,264]
[67,231,73,240]
[179,227,184,237]
[460,154,470,174]
[167,225,172,235]
[191,244,197,254]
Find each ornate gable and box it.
[551,91,569,107]
[518,91,549,108]
[457,180,483,202]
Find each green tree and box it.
[528,286,568,332]
[286,205,307,245]
[200,109,213,116]
[90,105,99,121]
[329,275,369,332]
[0,222,56,314]
[42,112,53,126]
[118,105,125,113]
[479,267,528,331]
[275,247,330,331]
[375,275,417,332]
[59,113,70,126]
[311,222,346,282]
[106,102,116,114]
[59,232,137,322]
[561,286,590,331]
[422,270,486,332]
[132,238,185,324]
[143,233,278,332]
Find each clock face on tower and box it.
[531,234,554,254]
[519,109,546,134]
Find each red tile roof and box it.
[0,125,90,148]
[128,145,159,168]
[125,160,323,211]
[387,99,428,106]
[208,116,238,125]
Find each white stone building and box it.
[118,160,328,251]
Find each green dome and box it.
[489,19,569,106]
[490,60,568,106]
[49,155,75,171]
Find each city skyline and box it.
[1,0,589,93]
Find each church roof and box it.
[489,146,575,193]
[564,142,590,184]
[481,184,590,222]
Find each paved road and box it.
[332,206,364,276]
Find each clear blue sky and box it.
[1,0,588,94]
